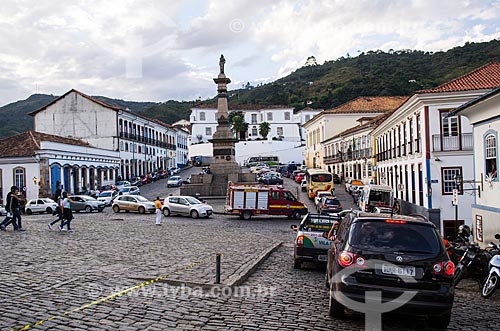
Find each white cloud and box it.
[0,0,499,107]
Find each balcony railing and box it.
[432,133,473,152]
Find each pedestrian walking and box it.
[0,186,25,231]
[155,197,162,226]
[48,186,63,230]
[59,192,74,232]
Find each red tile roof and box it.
[325,96,408,114]
[417,62,500,93]
[0,131,90,157]
[328,110,395,141]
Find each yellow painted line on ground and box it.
[10,256,213,331]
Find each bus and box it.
[305,169,334,199]
[244,156,279,167]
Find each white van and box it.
[358,185,394,213]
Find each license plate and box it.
[381,264,415,277]
[317,255,328,261]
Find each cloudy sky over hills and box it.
[0,0,499,106]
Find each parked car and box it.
[333,174,341,184]
[162,196,213,218]
[291,213,342,269]
[0,204,6,216]
[258,173,283,185]
[294,172,305,183]
[119,186,140,195]
[130,177,143,187]
[112,195,156,214]
[97,190,118,206]
[140,174,152,185]
[167,176,183,187]
[115,181,131,190]
[314,190,334,207]
[317,197,342,214]
[99,184,117,192]
[69,195,106,212]
[301,179,307,192]
[25,198,58,215]
[169,167,181,175]
[325,212,455,328]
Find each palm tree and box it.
[231,115,245,140]
[259,122,271,139]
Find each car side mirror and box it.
[290,225,298,231]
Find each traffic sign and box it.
[452,189,458,206]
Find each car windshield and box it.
[185,197,202,205]
[169,176,180,180]
[300,215,339,232]
[349,221,441,255]
[120,188,130,192]
[83,196,97,201]
[100,192,111,197]
[136,196,149,202]
[324,199,340,205]
[42,198,55,203]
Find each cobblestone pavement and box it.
[1,172,499,330]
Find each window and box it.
[267,112,273,121]
[485,134,497,179]
[441,112,459,137]
[199,112,206,121]
[14,168,25,190]
[251,114,257,124]
[277,127,283,136]
[305,115,310,122]
[442,167,462,195]
[205,127,212,136]
[285,112,290,121]
[271,191,280,200]
[252,127,258,136]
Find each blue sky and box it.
[0,0,499,106]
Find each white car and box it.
[314,190,334,207]
[0,204,7,216]
[25,198,58,215]
[169,167,181,174]
[97,190,118,206]
[115,181,131,190]
[119,186,140,195]
[167,176,183,187]
[162,196,213,218]
[301,179,307,192]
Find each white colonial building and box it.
[0,131,120,201]
[451,83,500,246]
[371,63,500,238]
[30,89,179,180]
[190,105,321,143]
[303,96,407,169]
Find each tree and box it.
[259,122,271,139]
[231,115,246,140]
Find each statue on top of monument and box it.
[219,54,225,74]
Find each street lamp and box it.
[454,174,463,193]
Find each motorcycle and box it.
[482,234,500,298]
[453,242,493,287]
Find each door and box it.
[177,197,190,215]
[51,165,61,195]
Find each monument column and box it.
[209,55,240,175]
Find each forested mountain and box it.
[0,39,499,139]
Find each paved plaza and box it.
[1,170,499,330]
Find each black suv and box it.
[325,212,454,329]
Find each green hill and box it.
[1,39,499,139]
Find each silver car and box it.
[167,176,183,187]
[25,198,58,215]
[97,190,118,206]
[119,186,140,195]
[162,196,213,218]
[69,195,106,213]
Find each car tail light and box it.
[432,261,455,277]
[385,219,407,224]
[338,251,365,268]
[297,235,304,247]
